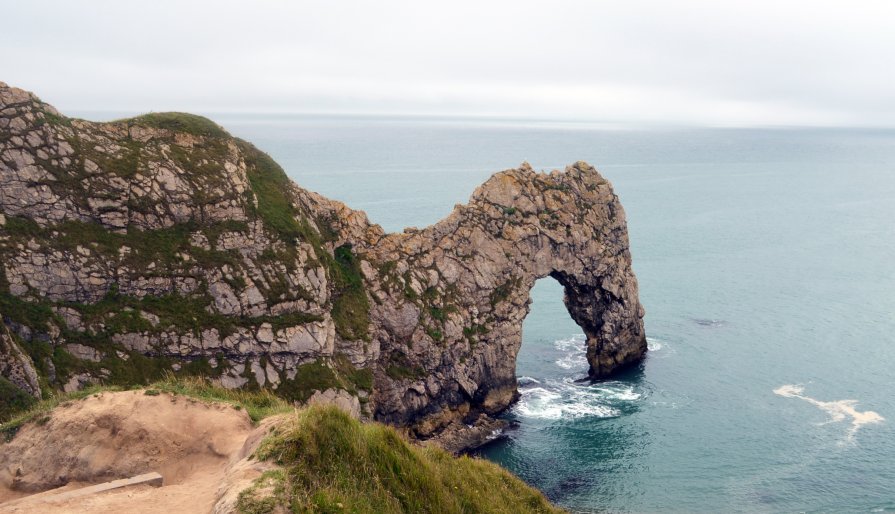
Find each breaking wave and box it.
[514,377,641,420]
[513,333,644,420]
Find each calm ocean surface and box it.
[103,112,895,513]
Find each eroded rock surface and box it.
[0,81,645,448]
[362,163,647,439]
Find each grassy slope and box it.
[0,377,562,514]
[241,406,564,514]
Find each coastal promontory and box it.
[0,81,646,448]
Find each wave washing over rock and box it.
[512,334,644,422]
[0,81,647,450]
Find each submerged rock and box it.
[0,81,645,449]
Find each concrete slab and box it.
[5,472,163,506]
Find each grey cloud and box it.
[3,0,894,126]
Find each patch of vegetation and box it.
[83,139,143,178]
[38,107,74,128]
[332,354,374,393]
[238,140,317,244]
[1,384,110,442]
[275,356,374,404]
[329,244,370,341]
[248,406,563,514]
[0,377,36,424]
[463,324,488,339]
[0,291,57,333]
[429,306,446,322]
[237,469,288,514]
[238,140,371,338]
[402,270,419,301]
[490,276,522,308]
[149,374,292,422]
[385,353,425,381]
[425,326,444,342]
[123,112,230,139]
[1,217,249,273]
[276,360,341,404]
[0,374,293,442]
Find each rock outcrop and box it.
[0,81,646,448]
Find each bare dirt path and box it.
[0,390,277,513]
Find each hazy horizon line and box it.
[65,108,895,131]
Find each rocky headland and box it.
[0,81,646,450]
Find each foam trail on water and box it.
[646,337,663,351]
[774,384,884,441]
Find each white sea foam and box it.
[553,334,585,352]
[515,386,619,419]
[554,334,587,370]
[646,337,663,351]
[516,333,642,419]
[514,378,640,420]
[517,376,541,386]
[774,384,884,441]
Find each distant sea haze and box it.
[212,114,895,513]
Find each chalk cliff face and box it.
[0,82,646,448]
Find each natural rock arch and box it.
[360,163,647,444]
[0,81,645,450]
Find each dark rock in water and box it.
[691,318,727,327]
[0,81,647,450]
[548,475,596,502]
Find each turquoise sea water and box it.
[212,115,895,513]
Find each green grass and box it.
[0,374,293,442]
[329,244,370,341]
[243,406,564,514]
[236,140,372,341]
[276,360,341,403]
[385,352,425,381]
[238,139,313,243]
[145,374,292,422]
[1,377,561,513]
[123,112,230,139]
[0,377,36,423]
[276,356,373,404]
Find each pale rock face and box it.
[274,321,335,356]
[307,388,361,419]
[0,324,42,398]
[0,81,646,450]
[63,343,104,363]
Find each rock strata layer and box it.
[0,81,646,448]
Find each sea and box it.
[86,112,895,513]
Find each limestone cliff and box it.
[0,81,646,448]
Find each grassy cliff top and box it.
[242,405,564,514]
[117,112,231,138]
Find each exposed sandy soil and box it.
[0,390,282,513]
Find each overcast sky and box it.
[3,1,894,126]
